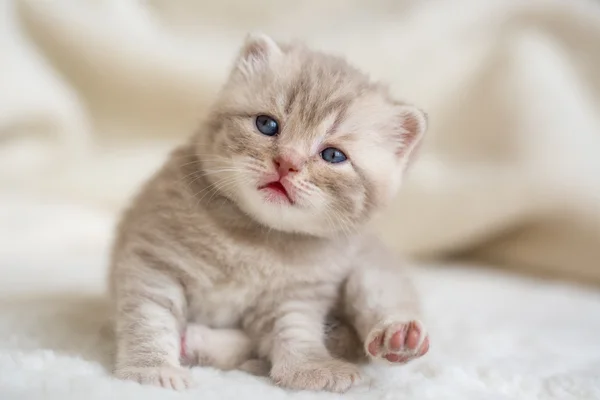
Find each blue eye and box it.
[321,147,347,164]
[255,115,279,136]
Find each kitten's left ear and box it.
[395,105,428,166]
[235,33,282,78]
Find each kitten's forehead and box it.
[279,50,375,137]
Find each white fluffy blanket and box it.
[1,196,600,399]
[1,0,600,398]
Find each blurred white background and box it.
[1,1,600,399]
[2,0,600,283]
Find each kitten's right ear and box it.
[235,33,282,78]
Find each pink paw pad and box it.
[366,320,429,363]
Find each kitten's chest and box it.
[184,234,354,328]
[184,246,280,328]
[186,278,260,328]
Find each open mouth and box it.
[259,181,293,203]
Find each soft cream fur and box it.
[109,34,428,392]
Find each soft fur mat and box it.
[1,195,599,400]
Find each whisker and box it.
[181,168,238,192]
[313,192,356,239]
[193,176,241,208]
[329,205,357,238]
[304,195,335,234]
[206,177,243,204]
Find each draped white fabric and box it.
[2,0,599,282]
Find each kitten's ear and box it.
[395,105,428,165]
[235,33,282,78]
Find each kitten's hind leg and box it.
[344,240,430,364]
[246,298,361,392]
[323,313,365,363]
[181,324,256,370]
[239,358,271,377]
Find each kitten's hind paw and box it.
[365,319,429,363]
[115,365,194,390]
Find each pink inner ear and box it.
[403,113,420,139]
[242,41,269,63]
[238,34,281,71]
[396,109,426,163]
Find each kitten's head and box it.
[198,34,427,237]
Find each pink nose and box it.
[274,156,302,178]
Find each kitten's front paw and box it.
[365,319,429,363]
[271,358,360,393]
[115,365,193,390]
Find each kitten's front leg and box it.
[344,239,430,364]
[113,268,192,390]
[249,298,360,393]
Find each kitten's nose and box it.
[274,155,302,178]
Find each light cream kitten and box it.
[109,33,429,393]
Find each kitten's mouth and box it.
[258,181,294,204]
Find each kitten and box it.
[109,33,429,393]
